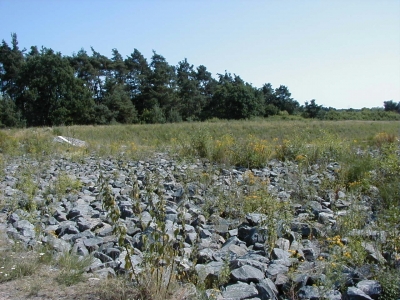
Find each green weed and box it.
[55,251,93,286]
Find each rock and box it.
[230,265,265,283]
[298,286,342,300]
[83,237,104,251]
[46,235,71,252]
[318,212,335,225]
[222,282,259,300]
[93,251,113,263]
[197,248,215,264]
[290,222,315,237]
[272,248,291,266]
[266,263,289,277]
[356,280,382,299]
[15,220,35,238]
[256,278,278,300]
[195,261,225,287]
[103,247,121,260]
[275,238,290,251]
[230,258,268,273]
[53,136,86,147]
[72,241,89,256]
[324,290,342,300]
[361,242,386,264]
[56,223,80,236]
[246,213,267,226]
[238,225,267,246]
[346,287,373,300]
[303,248,317,262]
[298,285,323,299]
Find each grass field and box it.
[1,119,399,160]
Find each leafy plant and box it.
[98,169,187,299]
[55,251,93,286]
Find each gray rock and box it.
[298,285,324,299]
[195,261,225,285]
[275,238,290,251]
[103,247,121,260]
[318,212,335,225]
[56,224,80,237]
[15,220,35,238]
[356,280,382,299]
[72,242,89,256]
[246,213,267,226]
[198,248,215,264]
[185,232,198,245]
[274,273,289,286]
[230,265,265,283]
[222,282,259,300]
[230,259,268,273]
[238,225,267,246]
[93,251,114,263]
[255,278,278,300]
[266,263,289,277]
[298,286,341,300]
[346,287,373,300]
[290,222,314,238]
[324,290,342,300]
[361,242,386,264]
[83,237,104,251]
[200,228,213,239]
[303,248,317,262]
[272,248,291,262]
[46,235,71,252]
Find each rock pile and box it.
[0,153,394,299]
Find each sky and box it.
[1,0,399,109]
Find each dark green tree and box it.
[196,65,217,120]
[110,48,127,84]
[69,49,99,102]
[0,94,23,127]
[0,33,25,101]
[261,83,279,116]
[124,49,152,114]
[148,51,179,122]
[176,58,205,121]
[303,99,322,118]
[384,100,400,113]
[103,83,138,124]
[141,104,166,124]
[205,73,264,120]
[89,47,113,104]
[16,48,94,126]
[273,85,299,115]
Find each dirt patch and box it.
[0,267,102,300]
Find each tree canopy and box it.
[0,34,398,127]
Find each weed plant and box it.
[98,169,188,300]
[55,251,93,286]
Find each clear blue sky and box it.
[1,0,399,109]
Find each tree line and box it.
[1,34,399,128]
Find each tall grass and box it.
[1,120,398,165]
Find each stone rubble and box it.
[0,152,394,299]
